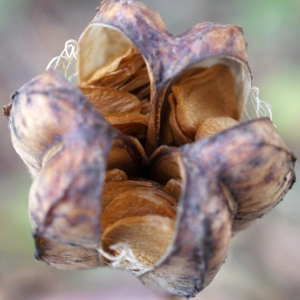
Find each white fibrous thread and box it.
[98,243,153,276]
[246,86,276,127]
[46,39,78,81]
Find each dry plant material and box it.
[101,187,176,230]
[79,85,141,114]
[79,44,151,143]
[101,180,162,211]
[103,112,148,139]
[195,116,239,140]
[105,168,128,182]
[3,0,296,298]
[163,179,182,202]
[102,215,175,266]
[168,64,239,145]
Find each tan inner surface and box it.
[166,64,239,146]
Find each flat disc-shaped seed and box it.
[104,113,148,139]
[119,67,150,93]
[163,178,182,202]
[171,64,239,139]
[140,99,151,114]
[172,67,204,83]
[116,49,145,71]
[79,85,141,114]
[101,180,162,211]
[92,68,132,88]
[168,93,193,146]
[107,136,147,177]
[102,215,175,266]
[149,146,183,185]
[88,47,147,91]
[87,47,142,86]
[105,169,128,182]
[135,85,151,102]
[195,116,238,140]
[101,187,176,230]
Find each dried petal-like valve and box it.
[4,0,296,298]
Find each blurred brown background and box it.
[0,0,299,299]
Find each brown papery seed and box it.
[135,86,151,103]
[119,67,150,94]
[104,113,148,140]
[195,117,239,140]
[106,136,147,177]
[163,178,182,202]
[168,93,193,146]
[102,215,175,266]
[79,85,141,114]
[88,47,142,86]
[170,64,239,141]
[105,169,128,182]
[101,187,176,230]
[101,180,162,211]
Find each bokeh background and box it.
[0,0,299,299]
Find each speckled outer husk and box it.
[78,0,251,153]
[141,118,295,297]
[3,0,296,298]
[9,71,117,268]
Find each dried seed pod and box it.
[141,118,295,296]
[77,0,251,153]
[8,70,114,178]
[3,0,296,298]
[7,70,148,269]
[8,71,113,268]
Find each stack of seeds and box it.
[78,46,240,267]
[79,47,150,141]
[101,169,179,266]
